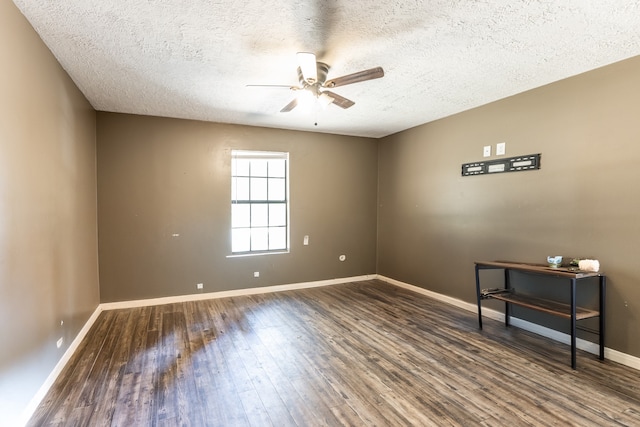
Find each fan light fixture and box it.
[295,90,334,111]
[295,89,315,110]
[318,92,334,108]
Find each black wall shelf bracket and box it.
[462,153,541,177]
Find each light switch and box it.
[483,146,491,157]
[303,235,309,245]
[496,142,506,155]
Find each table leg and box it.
[571,278,577,370]
[475,264,483,329]
[599,275,606,360]
[504,269,511,327]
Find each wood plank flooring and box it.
[28,280,640,426]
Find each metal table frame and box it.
[475,261,606,369]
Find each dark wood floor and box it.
[29,280,640,426]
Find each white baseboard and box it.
[21,305,104,426]
[377,275,640,371]
[100,274,377,310]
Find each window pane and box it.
[233,158,250,176]
[251,204,268,227]
[251,178,267,200]
[269,203,286,226]
[269,227,287,250]
[251,159,268,177]
[268,178,285,201]
[268,159,286,177]
[232,177,250,201]
[232,204,251,228]
[232,228,251,252]
[251,228,269,251]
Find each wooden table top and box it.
[475,260,603,279]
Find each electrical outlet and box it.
[303,235,309,245]
[196,283,203,290]
[483,145,491,157]
[254,272,260,278]
[496,142,506,155]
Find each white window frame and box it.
[230,150,290,256]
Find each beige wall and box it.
[378,56,640,358]
[0,1,100,424]
[96,113,378,302]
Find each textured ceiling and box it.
[12,0,640,138]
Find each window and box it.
[231,150,289,254]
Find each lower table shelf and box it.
[482,291,600,320]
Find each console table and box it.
[475,261,606,369]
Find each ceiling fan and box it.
[249,52,384,113]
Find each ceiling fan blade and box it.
[280,98,298,113]
[297,52,318,83]
[322,91,355,109]
[325,67,384,88]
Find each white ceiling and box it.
[13,0,640,138]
